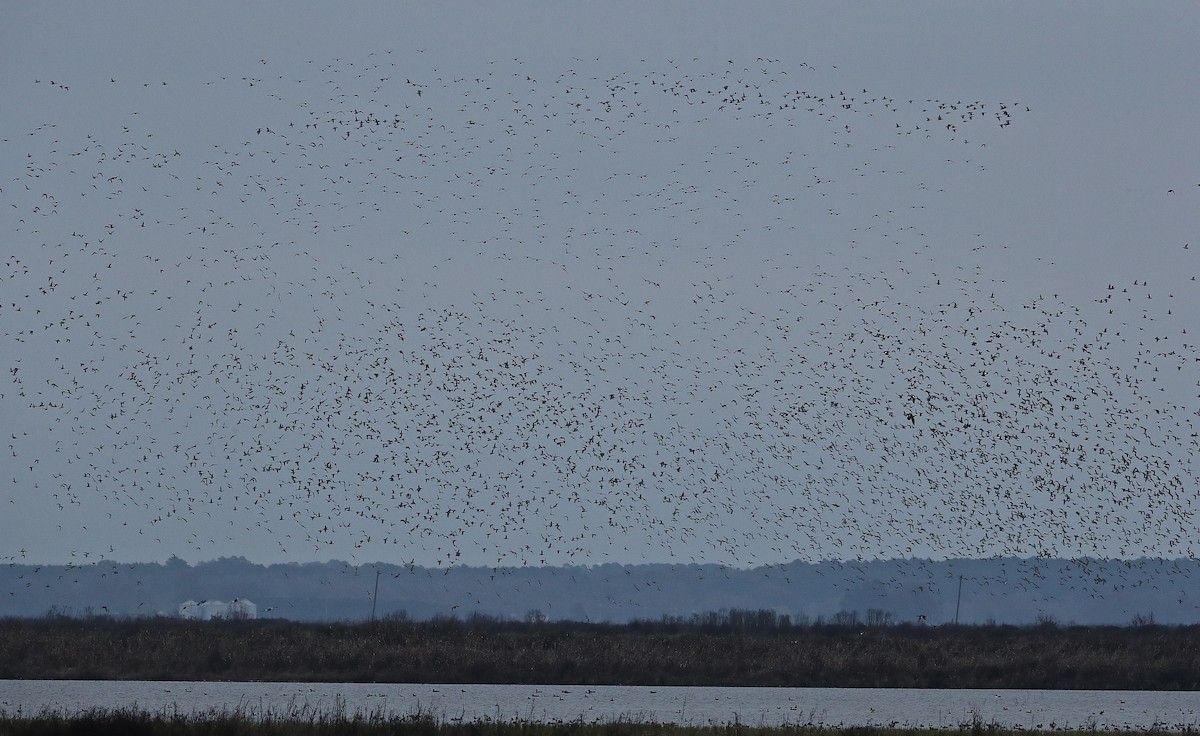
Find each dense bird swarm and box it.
[3,46,1199,584]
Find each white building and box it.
[228,598,257,619]
[179,598,257,620]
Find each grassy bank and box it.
[2,708,1199,736]
[2,616,1199,689]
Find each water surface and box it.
[2,681,1198,729]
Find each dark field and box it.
[2,614,1199,689]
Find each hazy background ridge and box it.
[2,556,1196,626]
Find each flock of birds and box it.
[3,50,1199,595]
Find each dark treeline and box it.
[3,610,1199,689]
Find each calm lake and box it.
[3,681,1200,729]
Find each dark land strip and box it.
[2,615,1199,689]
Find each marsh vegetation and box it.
[3,705,1200,736]
[2,611,1197,689]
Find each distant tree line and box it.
[626,607,899,631]
[4,556,1199,625]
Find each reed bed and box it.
[3,705,1198,736]
[2,616,1199,689]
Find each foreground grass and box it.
[2,709,1198,736]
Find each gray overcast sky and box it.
[2,2,1199,568]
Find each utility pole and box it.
[954,575,963,625]
[370,568,381,622]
